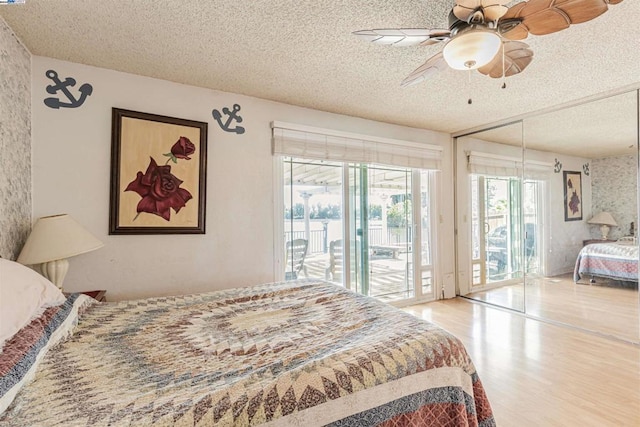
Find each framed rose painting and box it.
[109,108,207,234]
[563,170,582,222]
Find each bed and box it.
[0,263,495,426]
[573,241,639,283]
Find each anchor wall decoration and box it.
[554,158,563,173]
[44,69,93,109]
[212,104,245,134]
[583,163,590,176]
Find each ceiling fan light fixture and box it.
[442,30,501,70]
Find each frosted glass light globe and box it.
[443,30,502,70]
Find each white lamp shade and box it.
[442,30,502,70]
[17,214,104,265]
[587,211,618,227]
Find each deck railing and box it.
[285,226,412,254]
[284,229,325,254]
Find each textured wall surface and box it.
[0,17,31,260]
[591,155,638,240]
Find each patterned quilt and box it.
[573,242,639,282]
[0,280,495,426]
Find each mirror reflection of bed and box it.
[456,90,640,343]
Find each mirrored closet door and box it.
[455,89,639,343]
[522,90,639,343]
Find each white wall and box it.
[524,150,592,276]
[31,56,453,301]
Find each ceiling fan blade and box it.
[477,41,533,78]
[454,0,510,22]
[482,0,511,6]
[353,28,451,47]
[419,30,452,46]
[499,0,622,40]
[482,5,510,21]
[401,52,448,87]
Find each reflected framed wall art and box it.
[563,170,582,222]
[109,108,207,234]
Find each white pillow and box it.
[0,258,66,344]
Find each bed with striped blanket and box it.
[1,280,494,426]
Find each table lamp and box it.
[17,214,104,290]
[587,211,617,240]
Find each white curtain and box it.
[467,151,552,179]
[524,160,554,181]
[272,121,443,170]
[467,151,522,177]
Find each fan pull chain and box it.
[468,70,472,105]
[501,42,507,90]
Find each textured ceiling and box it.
[1,1,639,156]
[463,90,639,158]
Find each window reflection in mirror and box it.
[455,121,525,312]
[523,90,639,343]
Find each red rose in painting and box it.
[569,190,580,214]
[125,157,192,221]
[172,136,195,159]
[567,178,580,214]
[164,136,196,164]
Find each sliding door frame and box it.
[275,156,439,305]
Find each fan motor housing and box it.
[448,9,505,36]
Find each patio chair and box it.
[325,239,343,282]
[285,238,308,280]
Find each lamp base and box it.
[600,224,611,240]
[39,259,69,291]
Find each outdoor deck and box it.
[295,252,416,302]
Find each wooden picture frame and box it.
[109,108,207,234]
[563,170,582,222]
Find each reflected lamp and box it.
[587,211,618,240]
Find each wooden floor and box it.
[403,299,640,426]
[467,273,639,342]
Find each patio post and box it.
[322,220,329,253]
[380,193,389,245]
[301,191,312,244]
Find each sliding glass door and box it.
[283,158,343,282]
[350,164,413,302]
[282,157,436,304]
[471,175,524,288]
[523,180,542,275]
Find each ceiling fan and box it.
[354,0,624,87]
